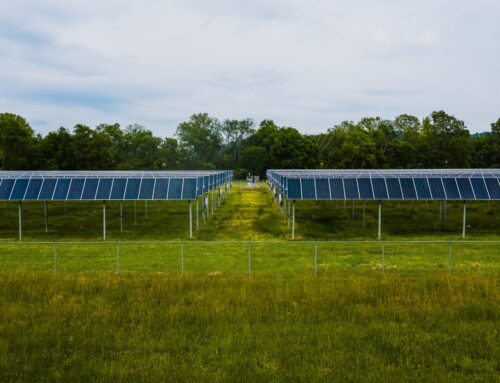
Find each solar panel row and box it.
[282,176,500,201]
[0,177,209,201]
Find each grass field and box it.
[1,182,499,381]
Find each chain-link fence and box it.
[0,240,499,275]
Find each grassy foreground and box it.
[0,273,498,382]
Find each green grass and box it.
[1,182,499,381]
[0,273,498,382]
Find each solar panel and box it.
[95,179,112,200]
[125,178,141,199]
[385,178,403,199]
[153,179,169,199]
[287,179,301,200]
[67,178,85,200]
[81,178,99,200]
[358,178,374,199]
[301,179,316,199]
[470,178,489,200]
[52,179,71,200]
[343,179,359,199]
[315,178,330,199]
[182,178,197,199]
[485,178,500,199]
[38,179,57,200]
[456,178,475,200]
[0,179,15,199]
[168,179,183,199]
[428,178,446,199]
[24,179,43,200]
[109,178,126,200]
[139,178,155,200]
[10,179,29,200]
[399,178,417,199]
[329,179,345,199]
[372,178,388,199]
[414,178,431,199]
[442,178,460,199]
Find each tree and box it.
[176,113,222,169]
[0,113,36,169]
[39,127,76,169]
[155,138,179,169]
[220,118,255,167]
[72,124,113,169]
[121,124,162,169]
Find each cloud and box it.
[0,0,499,135]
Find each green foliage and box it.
[0,113,36,169]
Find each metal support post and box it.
[377,202,382,240]
[287,198,291,228]
[18,201,22,240]
[462,203,467,239]
[212,190,215,216]
[120,201,123,233]
[116,240,120,275]
[44,201,48,233]
[103,201,107,240]
[189,200,193,239]
[292,200,296,239]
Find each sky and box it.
[0,0,499,136]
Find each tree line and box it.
[1,111,499,178]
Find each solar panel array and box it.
[267,169,500,201]
[0,171,232,201]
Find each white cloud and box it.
[0,0,499,135]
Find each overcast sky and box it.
[1,0,499,136]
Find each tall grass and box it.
[0,273,498,382]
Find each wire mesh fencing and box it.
[0,240,499,275]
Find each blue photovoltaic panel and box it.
[343,179,359,199]
[357,178,374,199]
[287,179,302,200]
[372,178,388,199]
[428,178,445,199]
[95,179,112,200]
[139,178,155,199]
[67,179,85,200]
[197,177,204,196]
[168,179,183,199]
[182,178,197,199]
[470,178,489,200]
[9,179,29,200]
[301,179,316,199]
[81,178,98,200]
[0,179,15,199]
[385,178,403,199]
[125,178,141,199]
[24,179,43,200]
[52,179,70,200]
[456,178,475,200]
[485,178,500,199]
[38,179,57,200]
[400,178,417,199]
[414,178,431,199]
[329,179,344,199]
[110,178,126,200]
[153,179,169,199]
[315,179,330,199]
[442,178,460,199]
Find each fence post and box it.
[116,240,120,275]
[314,240,318,277]
[53,241,56,273]
[381,241,385,274]
[181,239,185,276]
[248,237,251,277]
[448,240,452,272]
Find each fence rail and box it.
[0,240,499,275]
